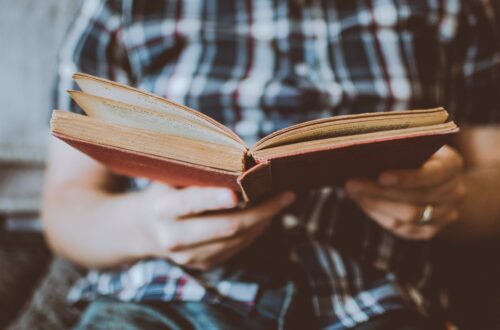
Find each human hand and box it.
[345,145,466,240]
[140,184,296,270]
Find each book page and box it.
[252,122,458,160]
[51,111,247,173]
[253,108,448,151]
[69,91,245,150]
[73,73,247,147]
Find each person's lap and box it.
[6,257,84,330]
[0,234,51,328]
[76,298,276,330]
[0,242,439,330]
[75,298,438,330]
[74,273,438,330]
[76,277,307,330]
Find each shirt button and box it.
[282,214,299,229]
[294,62,310,77]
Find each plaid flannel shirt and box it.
[57,0,500,328]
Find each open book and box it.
[51,73,458,202]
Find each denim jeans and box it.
[74,276,317,330]
[73,267,439,330]
[74,292,438,330]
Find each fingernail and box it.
[379,173,398,186]
[281,191,296,206]
[346,181,364,195]
[216,190,236,208]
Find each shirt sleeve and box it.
[53,0,131,114]
[450,0,500,125]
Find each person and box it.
[39,0,499,329]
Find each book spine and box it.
[237,161,273,203]
[243,149,256,171]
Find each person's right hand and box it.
[138,183,296,271]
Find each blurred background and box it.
[0,0,78,231]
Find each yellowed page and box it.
[254,108,448,151]
[69,91,245,150]
[51,111,246,173]
[252,122,458,160]
[73,73,247,147]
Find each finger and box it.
[345,178,463,205]
[355,196,460,240]
[147,182,177,193]
[390,224,436,240]
[378,146,464,188]
[169,235,244,269]
[354,196,452,224]
[194,217,272,269]
[242,190,296,223]
[356,196,428,240]
[166,191,295,250]
[429,177,467,205]
[169,217,271,270]
[390,210,459,240]
[156,187,238,218]
[356,197,402,231]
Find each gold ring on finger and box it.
[419,205,434,225]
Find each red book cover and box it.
[54,129,456,202]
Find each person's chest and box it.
[119,0,461,142]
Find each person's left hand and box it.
[345,145,466,240]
